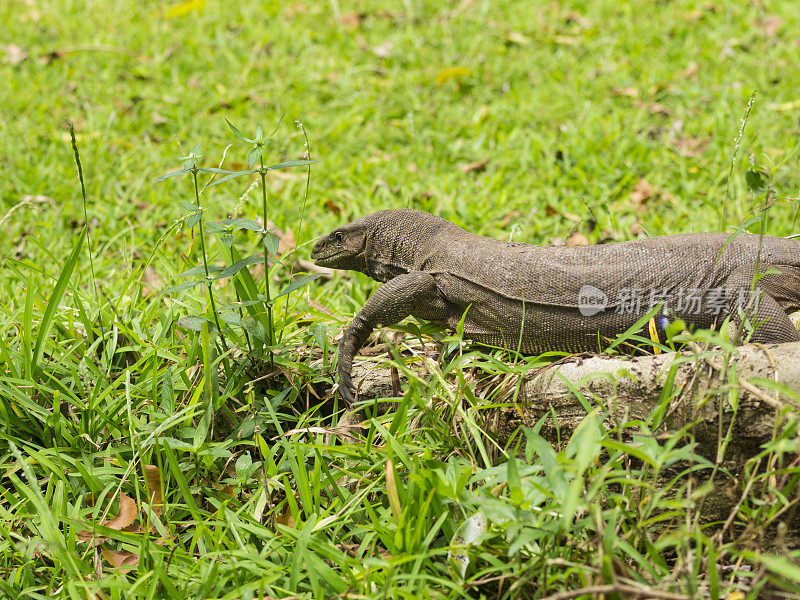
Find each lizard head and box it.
[312,209,460,279]
[310,216,372,272]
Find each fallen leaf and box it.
[101,547,139,571]
[685,9,704,21]
[141,265,163,297]
[565,232,589,247]
[275,504,295,528]
[756,16,781,36]
[3,44,27,66]
[630,179,655,207]
[103,493,137,530]
[164,0,205,19]
[564,11,592,28]
[324,199,343,215]
[767,99,800,112]
[646,102,672,117]
[457,159,489,173]
[77,492,137,546]
[682,62,700,79]
[545,204,581,222]
[553,35,580,46]
[308,299,336,315]
[505,31,531,46]
[435,66,472,85]
[340,12,360,29]
[612,87,639,99]
[372,42,393,58]
[277,227,295,254]
[283,3,307,18]
[630,222,645,236]
[38,50,64,65]
[143,465,163,516]
[671,137,710,157]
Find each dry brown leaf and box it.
[103,493,137,530]
[100,547,139,571]
[141,265,163,297]
[682,62,700,79]
[278,228,295,254]
[630,179,655,207]
[324,199,343,215]
[505,31,531,46]
[77,493,138,546]
[544,204,581,222]
[457,159,489,173]
[564,11,592,28]
[768,99,800,112]
[283,3,307,18]
[671,137,710,157]
[143,465,163,516]
[757,16,781,36]
[275,504,295,528]
[77,530,108,547]
[565,232,589,247]
[553,35,580,46]
[340,12,360,29]
[4,44,27,66]
[647,102,672,117]
[372,42,393,58]
[685,9,704,21]
[308,299,336,316]
[612,87,639,98]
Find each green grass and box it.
[2,0,800,598]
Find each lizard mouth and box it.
[310,240,347,266]
[312,251,346,267]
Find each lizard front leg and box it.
[725,266,800,344]
[337,271,445,403]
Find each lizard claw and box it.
[337,368,356,404]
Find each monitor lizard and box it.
[311,209,800,402]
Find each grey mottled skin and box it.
[311,209,800,401]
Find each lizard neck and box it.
[363,209,457,282]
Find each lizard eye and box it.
[334,232,344,243]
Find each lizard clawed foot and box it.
[337,368,356,404]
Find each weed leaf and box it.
[261,232,280,256]
[155,168,189,182]
[178,316,216,332]
[222,218,264,231]
[225,118,255,143]
[178,265,223,278]
[247,146,263,168]
[197,167,233,175]
[180,201,200,212]
[267,159,318,170]
[215,254,265,280]
[207,169,258,187]
[745,169,769,194]
[203,221,227,234]
[158,280,203,295]
[274,273,323,300]
[241,316,267,341]
[187,211,202,228]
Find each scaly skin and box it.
[311,209,800,402]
